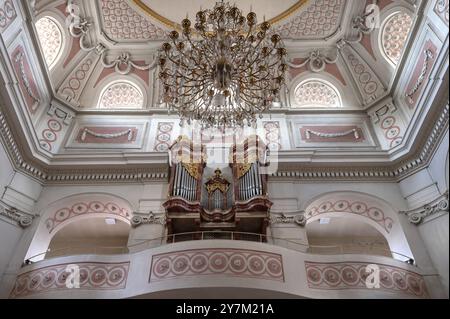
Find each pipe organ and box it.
[163,135,272,240]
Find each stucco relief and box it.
[45,201,132,233]
[39,118,64,152]
[35,17,63,67]
[76,127,138,144]
[340,44,386,105]
[150,248,284,282]
[435,0,449,25]
[300,125,364,143]
[305,199,394,233]
[100,0,167,40]
[263,122,282,151]
[405,40,438,109]
[381,12,413,65]
[58,49,100,105]
[11,46,41,113]
[369,103,404,149]
[10,262,130,298]
[272,0,345,39]
[305,262,429,298]
[154,122,174,152]
[294,80,342,108]
[0,0,17,33]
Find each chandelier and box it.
[158,2,287,129]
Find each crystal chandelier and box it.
[158,1,287,129]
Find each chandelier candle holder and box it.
[158,2,287,129]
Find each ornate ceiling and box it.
[0,0,448,184]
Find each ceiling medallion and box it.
[158,1,287,129]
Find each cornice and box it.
[0,100,448,184]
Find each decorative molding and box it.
[435,0,449,25]
[0,0,17,33]
[154,122,175,152]
[263,121,282,151]
[131,212,166,228]
[270,213,306,226]
[10,262,130,298]
[150,248,284,282]
[400,192,449,225]
[101,52,156,75]
[45,201,132,233]
[293,80,342,108]
[0,201,33,228]
[272,0,344,40]
[80,128,134,142]
[47,104,74,125]
[406,49,435,105]
[305,199,394,233]
[39,118,63,153]
[0,100,447,183]
[339,43,386,105]
[287,50,338,73]
[369,102,403,149]
[57,46,101,105]
[67,0,96,52]
[305,128,359,140]
[305,261,429,298]
[381,12,413,65]
[350,6,376,43]
[101,0,167,41]
[12,48,41,111]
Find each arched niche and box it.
[25,193,133,262]
[302,191,414,262]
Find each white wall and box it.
[0,141,44,298]
[418,214,449,296]
[0,140,14,192]
[399,132,449,297]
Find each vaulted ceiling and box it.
[0,0,448,183]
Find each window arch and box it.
[98,81,144,109]
[35,16,63,68]
[381,12,413,65]
[293,79,342,108]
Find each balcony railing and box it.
[25,231,414,265]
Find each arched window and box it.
[98,81,144,109]
[35,17,63,68]
[381,12,413,65]
[293,79,342,108]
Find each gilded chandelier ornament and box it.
[158,1,287,129]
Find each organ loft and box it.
[163,135,273,240]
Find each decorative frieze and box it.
[0,201,33,228]
[150,248,284,282]
[400,192,449,225]
[45,201,132,233]
[305,262,429,298]
[10,262,130,298]
[131,212,166,228]
[305,199,394,233]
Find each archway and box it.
[302,191,414,261]
[25,193,133,262]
